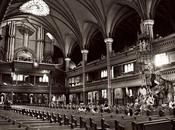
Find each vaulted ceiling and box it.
[1,0,175,64]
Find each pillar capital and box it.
[142,19,154,26]
[81,49,89,54]
[140,19,154,40]
[104,38,113,44]
[65,57,71,72]
[105,38,113,53]
[65,57,71,62]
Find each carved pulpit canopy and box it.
[17,24,34,36]
[17,50,33,61]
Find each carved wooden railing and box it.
[152,33,175,53]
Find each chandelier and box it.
[19,0,50,16]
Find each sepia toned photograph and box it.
[0,0,174,130]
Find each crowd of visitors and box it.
[47,99,175,118]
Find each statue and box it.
[150,74,174,105]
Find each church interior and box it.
[0,0,175,130]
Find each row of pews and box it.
[12,108,125,130]
[1,105,175,130]
[132,116,175,130]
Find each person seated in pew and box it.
[113,105,119,114]
[169,100,175,109]
[102,102,111,113]
[78,103,86,112]
[129,107,133,116]
[99,104,104,113]
[86,105,90,112]
[3,100,11,110]
[133,105,141,115]
[72,104,76,110]
[168,101,175,116]
[91,105,99,113]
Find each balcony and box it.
[0,84,65,94]
[69,72,141,93]
[67,48,137,77]
[152,33,175,53]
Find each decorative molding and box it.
[81,49,89,54]
[65,57,71,61]
[142,19,154,26]
[104,38,113,44]
[14,47,36,60]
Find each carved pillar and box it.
[11,91,13,104]
[140,19,154,40]
[65,57,71,104]
[65,57,71,88]
[6,21,16,62]
[33,75,36,86]
[36,26,44,63]
[81,49,88,104]
[104,38,113,106]
[65,57,71,72]
[23,30,29,48]
[48,74,52,107]
[139,19,154,86]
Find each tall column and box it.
[33,75,36,86]
[140,19,154,40]
[81,49,88,104]
[65,57,71,104]
[104,38,113,106]
[65,57,71,87]
[139,19,154,86]
[11,91,13,104]
[48,74,52,107]
[36,26,44,63]
[23,30,29,48]
[6,21,16,62]
[0,73,2,83]
[65,57,71,72]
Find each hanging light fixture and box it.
[19,0,50,16]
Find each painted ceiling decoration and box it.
[19,0,50,16]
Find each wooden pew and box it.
[115,120,125,130]
[57,113,63,125]
[143,120,171,130]
[51,113,57,123]
[132,118,171,130]
[89,118,98,130]
[63,114,70,125]
[80,116,87,128]
[171,119,175,130]
[70,115,78,129]
[101,118,110,130]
